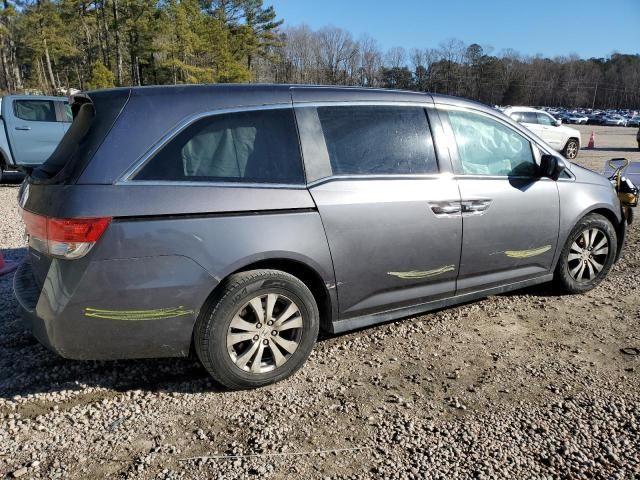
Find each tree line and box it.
[1,1,639,109]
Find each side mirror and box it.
[540,154,567,180]
[553,119,562,127]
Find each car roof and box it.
[3,95,68,101]
[88,83,436,107]
[502,106,544,113]
[86,83,510,119]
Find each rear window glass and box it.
[135,109,304,184]
[14,100,56,122]
[316,106,437,175]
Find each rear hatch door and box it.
[20,89,130,288]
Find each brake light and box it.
[22,210,111,259]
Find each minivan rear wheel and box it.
[554,213,617,293]
[194,269,319,390]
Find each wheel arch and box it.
[587,207,625,262]
[564,207,624,263]
[199,256,336,336]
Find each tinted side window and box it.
[537,113,553,126]
[447,110,536,177]
[316,106,437,175]
[521,112,538,124]
[509,112,524,123]
[14,100,56,122]
[61,102,73,122]
[135,109,304,184]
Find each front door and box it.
[295,104,463,319]
[4,98,64,167]
[439,106,560,293]
[536,112,564,150]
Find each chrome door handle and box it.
[461,199,492,214]
[430,201,461,216]
[15,126,31,131]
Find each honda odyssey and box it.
[14,85,631,389]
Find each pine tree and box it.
[86,60,114,89]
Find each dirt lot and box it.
[1,125,639,479]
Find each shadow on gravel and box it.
[499,282,566,298]
[1,247,27,263]
[584,147,640,152]
[0,173,25,185]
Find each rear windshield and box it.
[31,89,130,184]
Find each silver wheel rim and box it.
[226,293,303,374]
[567,228,609,282]
[566,141,578,159]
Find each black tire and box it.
[194,269,319,390]
[562,138,579,159]
[554,213,617,294]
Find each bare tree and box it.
[314,26,357,84]
[357,33,382,86]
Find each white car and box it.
[503,107,582,159]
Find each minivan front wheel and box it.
[563,139,579,159]
[554,213,617,293]
[194,269,319,390]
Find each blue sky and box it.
[270,0,640,59]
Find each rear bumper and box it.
[13,261,61,355]
[13,255,213,360]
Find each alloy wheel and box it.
[565,140,579,159]
[567,228,609,282]
[226,293,303,374]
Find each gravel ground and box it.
[1,125,639,479]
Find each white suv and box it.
[503,107,582,159]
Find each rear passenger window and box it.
[509,112,523,123]
[316,106,437,175]
[135,109,304,184]
[14,100,57,122]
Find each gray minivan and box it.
[14,85,632,389]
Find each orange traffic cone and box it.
[0,250,18,276]
[587,131,595,149]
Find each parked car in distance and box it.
[603,115,628,127]
[587,113,607,125]
[626,116,640,127]
[503,106,582,159]
[0,95,72,182]
[565,113,588,124]
[15,85,629,389]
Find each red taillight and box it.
[47,217,111,243]
[21,210,47,239]
[21,210,111,259]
